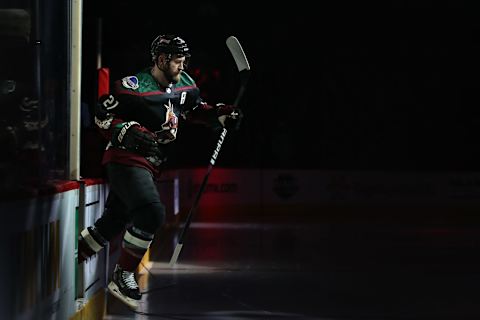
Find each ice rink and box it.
[105,215,480,319]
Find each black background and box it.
[82,0,480,171]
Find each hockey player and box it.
[77,34,242,309]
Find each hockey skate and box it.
[108,264,142,309]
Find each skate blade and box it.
[108,281,140,310]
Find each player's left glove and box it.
[111,121,161,157]
[216,103,243,131]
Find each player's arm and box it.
[94,94,161,157]
[179,73,243,131]
[184,98,243,131]
[94,94,125,141]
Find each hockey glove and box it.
[216,103,243,131]
[111,121,161,157]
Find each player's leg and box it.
[78,193,130,264]
[104,163,165,309]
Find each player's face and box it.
[166,55,187,83]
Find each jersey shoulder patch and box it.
[121,76,139,90]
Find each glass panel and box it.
[0,0,68,199]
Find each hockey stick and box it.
[226,36,251,107]
[169,36,251,266]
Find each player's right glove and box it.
[111,121,162,157]
[216,103,243,131]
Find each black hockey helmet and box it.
[150,34,190,62]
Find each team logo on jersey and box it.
[156,99,178,144]
[121,76,139,90]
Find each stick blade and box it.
[226,36,250,72]
[169,243,183,267]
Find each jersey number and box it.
[102,94,119,110]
